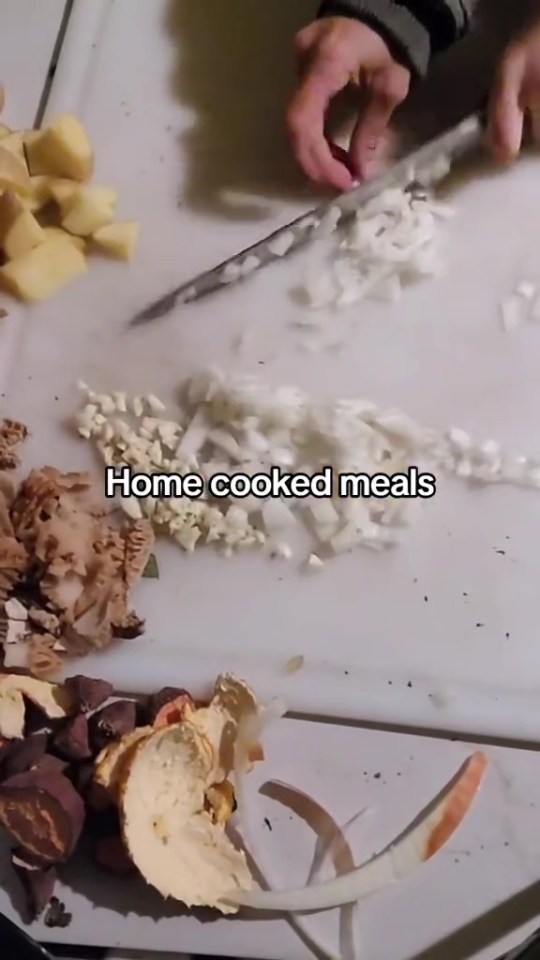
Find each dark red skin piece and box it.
[93,836,134,876]
[143,686,192,725]
[0,733,48,782]
[88,700,136,754]
[63,676,114,715]
[33,754,69,777]
[11,849,57,920]
[0,771,85,864]
[53,715,92,762]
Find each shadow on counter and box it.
[163,0,315,220]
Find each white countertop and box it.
[1,5,540,960]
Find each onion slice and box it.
[226,751,487,912]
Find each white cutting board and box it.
[4,0,540,741]
[0,0,68,126]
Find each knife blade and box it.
[130,113,483,327]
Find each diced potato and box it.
[1,132,26,166]
[0,237,87,302]
[23,175,53,214]
[0,145,31,196]
[48,177,79,209]
[92,222,140,261]
[24,115,94,181]
[43,226,86,253]
[61,186,118,237]
[0,124,12,140]
[0,191,46,259]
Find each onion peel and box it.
[226,751,487,913]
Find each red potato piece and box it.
[0,770,85,864]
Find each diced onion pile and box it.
[76,370,540,563]
[301,186,454,310]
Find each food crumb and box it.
[284,655,304,675]
[264,817,272,832]
[373,772,381,780]
[407,681,413,688]
[476,622,484,628]
[44,898,72,929]
[424,595,428,602]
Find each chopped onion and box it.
[268,231,295,258]
[226,752,487,912]
[300,186,452,312]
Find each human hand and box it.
[287,17,410,192]
[489,23,540,162]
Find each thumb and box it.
[489,50,526,162]
[349,69,408,180]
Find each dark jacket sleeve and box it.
[317,1,476,78]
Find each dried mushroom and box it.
[0,418,28,470]
[0,534,27,605]
[27,634,63,680]
[4,466,152,663]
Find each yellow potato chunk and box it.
[48,177,79,209]
[23,175,53,214]
[0,238,87,302]
[61,186,118,237]
[24,115,94,181]
[42,226,86,253]
[0,145,31,196]
[92,222,140,261]
[0,191,46,259]
[1,132,26,166]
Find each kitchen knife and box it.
[130,113,483,327]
